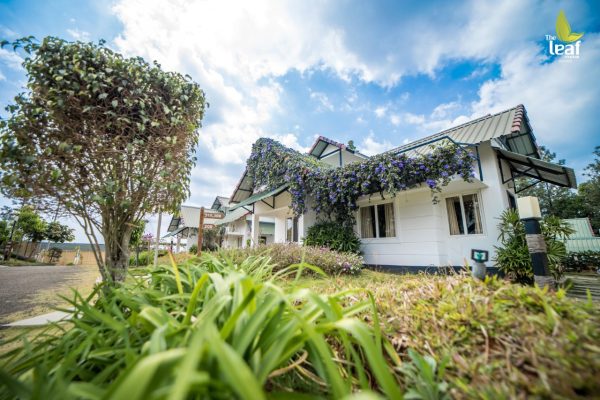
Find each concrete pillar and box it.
[251,213,260,248]
[274,213,286,243]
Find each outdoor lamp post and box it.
[470,249,488,279]
[517,196,553,288]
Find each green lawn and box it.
[2,263,599,398]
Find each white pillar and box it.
[251,213,260,248]
[274,213,286,243]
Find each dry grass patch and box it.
[299,270,600,399]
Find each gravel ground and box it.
[0,265,99,324]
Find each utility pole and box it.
[154,212,162,267]
[197,207,205,257]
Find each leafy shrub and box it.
[0,255,400,399]
[129,249,167,266]
[217,243,363,275]
[564,251,600,272]
[494,210,574,283]
[401,349,450,400]
[189,244,198,254]
[304,221,361,254]
[47,247,63,263]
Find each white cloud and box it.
[389,114,401,126]
[402,113,426,125]
[309,90,335,112]
[109,0,598,207]
[359,131,394,156]
[471,34,600,174]
[0,70,5,81]
[374,106,387,118]
[0,48,23,70]
[431,101,460,119]
[67,28,91,41]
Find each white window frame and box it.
[444,191,485,237]
[359,200,397,239]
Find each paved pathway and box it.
[0,265,96,324]
[565,273,600,301]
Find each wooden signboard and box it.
[204,211,224,219]
[203,224,216,229]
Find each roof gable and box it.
[308,136,368,159]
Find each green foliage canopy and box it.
[493,209,574,283]
[0,37,206,281]
[45,220,75,243]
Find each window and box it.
[286,217,298,242]
[446,193,483,235]
[360,202,395,238]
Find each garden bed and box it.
[1,255,598,398]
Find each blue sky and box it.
[1,0,599,241]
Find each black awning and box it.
[494,147,577,190]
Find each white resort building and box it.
[170,105,576,270]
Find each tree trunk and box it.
[102,219,133,283]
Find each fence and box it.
[6,242,100,267]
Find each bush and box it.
[189,244,198,254]
[48,247,63,263]
[217,243,363,275]
[564,251,600,272]
[493,210,574,283]
[304,221,361,254]
[129,249,167,266]
[0,255,400,399]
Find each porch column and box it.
[274,213,286,243]
[250,213,260,248]
[176,235,181,253]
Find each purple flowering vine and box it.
[245,138,476,226]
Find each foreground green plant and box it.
[0,255,399,399]
[494,209,574,283]
[304,221,362,254]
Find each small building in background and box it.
[562,218,600,253]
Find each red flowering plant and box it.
[246,138,476,227]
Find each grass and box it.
[0,258,53,267]
[1,256,599,398]
[0,256,402,399]
[297,270,600,398]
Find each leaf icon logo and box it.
[556,10,584,43]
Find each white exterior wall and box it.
[319,144,365,167]
[222,218,248,249]
[357,141,514,267]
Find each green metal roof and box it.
[387,105,534,157]
[216,207,249,225]
[564,218,595,239]
[565,238,600,253]
[562,218,600,253]
[229,185,288,211]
